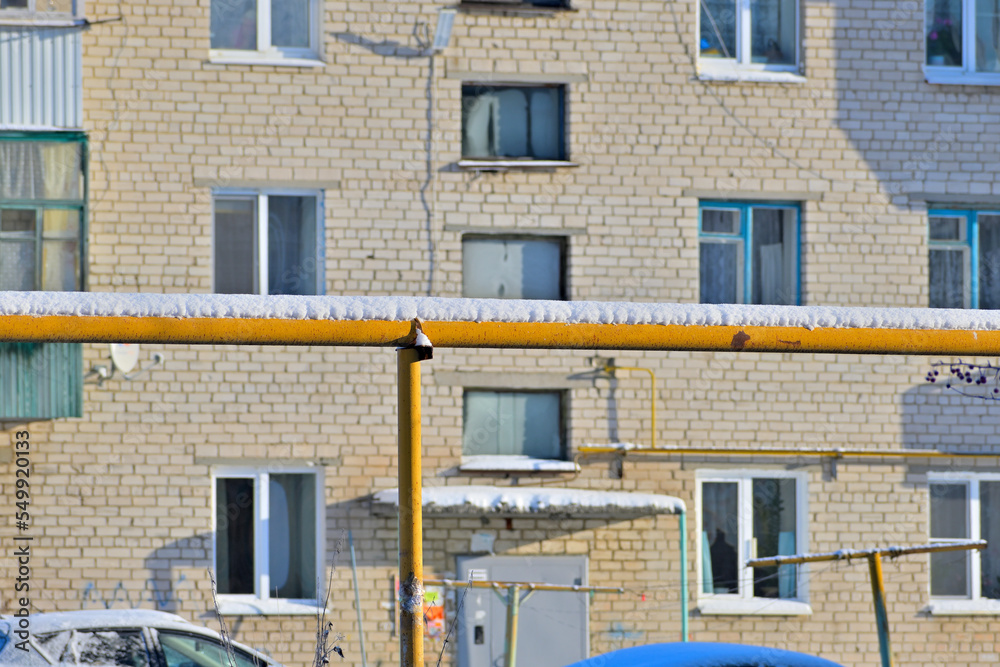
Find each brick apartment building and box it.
[3,0,1000,664]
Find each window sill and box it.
[697,63,805,84]
[459,2,577,14]
[207,51,325,68]
[927,599,1000,615]
[216,598,326,616]
[0,16,85,26]
[697,598,812,616]
[459,455,579,474]
[924,68,1000,86]
[457,159,579,172]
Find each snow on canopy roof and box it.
[4,291,1000,331]
[372,485,685,518]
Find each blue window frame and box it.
[698,202,800,305]
[928,209,1000,309]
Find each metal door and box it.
[456,555,588,667]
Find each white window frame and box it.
[211,189,325,296]
[211,466,325,615]
[695,469,811,615]
[927,472,1000,614]
[0,0,82,22]
[696,0,804,83]
[208,0,324,68]
[925,0,1000,85]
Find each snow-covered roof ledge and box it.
[372,485,685,519]
[459,455,579,474]
[5,292,1000,331]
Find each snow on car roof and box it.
[564,642,845,667]
[26,609,204,635]
[4,291,1000,331]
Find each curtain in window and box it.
[211,0,257,50]
[976,0,1000,71]
[268,195,318,295]
[981,215,1000,308]
[463,391,561,459]
[753,478,796,599]
[272,0,309,48]
[930,483,970,596]
[0,209,36,290]
[0,141,81,201]
[41,209,80,291]
[700,0,736,58]
[699,240,742,304]
[214,197,257,294]
[269,474,316,599]
[929,248,968,308]
[752,208,794,305]
[462,91,501,158]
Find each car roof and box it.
[26,610,211,637]
[564,642,845,667]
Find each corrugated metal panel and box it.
[0,26,82,129]
[0,342,82,419]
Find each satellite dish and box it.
[109,344,140,374]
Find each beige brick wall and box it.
[4,0,1000,664]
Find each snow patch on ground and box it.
[373,485,685,516]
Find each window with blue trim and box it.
[928,210,1000,309]
[698,202,800,305]
[0,132,87,420]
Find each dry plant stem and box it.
[436,580,473,667]
[208,569,248,667]
[314,533,347,666]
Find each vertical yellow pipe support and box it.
[397,325,432,667]
[868,553,893,667]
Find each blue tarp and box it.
[564,642,844,667]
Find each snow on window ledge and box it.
[697,598,812,616]
[459,455,579,473]
[216,598,326,616]
[207,50,325,69]
[924,68,1000,86]
[457,159,579,172]
[927,599,1000,615]
[697,62,806,84]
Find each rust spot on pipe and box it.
[731,330,751,350]
[778,339,801,347]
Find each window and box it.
[462,0,570,7]
[209,0,321,63]
[461,84,566,162]
[0,0,78,18]
[926,0,1000,82]
[699,0,799,73]
[0,136,86,292]
[214,469,323,610]
[928,209,1000,308]
[0,133,86,421]
[929,477,1000,605]
[213,192,323,295]
[462,390,564,459]
[159,632,259,667]
[462,236,565,300]
[697,471,808,613]
[699,202,799,305]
